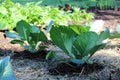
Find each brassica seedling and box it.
[46,26,110,65]
[5,20,48,53]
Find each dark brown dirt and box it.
[13,50,48,61]
[49,62,104,76]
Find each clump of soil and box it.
[49,62,104,76]
[13,50,48,61]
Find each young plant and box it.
[0,0,94,31]
[0,56,16,80]
[46,26,110,65]
[70,9,94,25]
[5,20,48,53]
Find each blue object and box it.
[47,20,54,32]
[71,59,85,65]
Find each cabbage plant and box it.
[46,26,110,65]
[0,56,16,80]
[5,20,48,53]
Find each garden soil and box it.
[0,10,120,80]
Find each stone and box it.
[90,20,104,33]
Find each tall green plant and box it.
[46,26,110,65]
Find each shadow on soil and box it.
[0,48,13,56]
[0,48,48,61]
[48,62,104,76]
[13,50,48,61]
[97,11,120,16]
[95,10,120,20]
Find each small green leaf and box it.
[97,28,110,44]
[5,31,20,39]
[90,43,106,57]
[38,45,47,51]
[10,40,24,46]
[110,34,120,39]
[70,25,90,34]
[31,26,40,33]
[46,51,55,60]
[30,32,47,43]
[46,51,62,61]
[16,20,31,41]
[50,26,77,58]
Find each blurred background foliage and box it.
[0,0,119,7]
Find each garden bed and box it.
[0,10,120,80]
